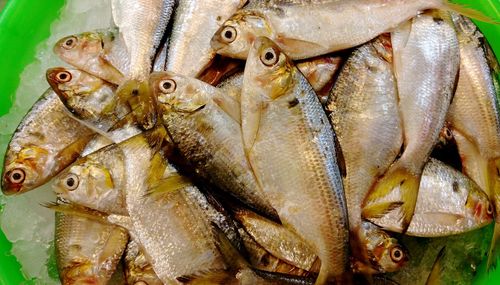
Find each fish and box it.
[165,0,247,77]
[54,128,230,283]
[151,71,279,221]
[326,36,403,274]
[233,208,319,272]
[363,11,460,231]
[446,13,500,269]
[111,0,175,130]
[46,67,141,142]
[365,158,494,236]
[352,222,408,275]
[53,28,129,85]
[124,239,163,285]
[1,89,95,195]
[54,208,128,285]
[240,36,349,284]
[210,0,487,60]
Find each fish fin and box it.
[212,93,241,124]
[107,110,137,132]
[486,221,500,271]
[362,201,404,219]
[53,136,93,172]
[425,246,446,285]
[117,80,157,130]
[241,94,263,155]
[441,2,498,24]
[275,34,325,56]
[145,173,193,198]
[43,201,108,223]
[176,270,234,285]
[364,164,420,233]
[143,125,169,153]
[107,214,133,231]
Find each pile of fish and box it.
[1,0,499,284]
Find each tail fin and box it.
[441,1,498,24]
[363,161,420,233]
[426,247,446,285]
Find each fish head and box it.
[246,36,295,100]
[2,145,50,195]
[54,31,107,67]
[360,223,409,273]
[150,71,211,114]
[211,10,273,59]
[465,183,494,225]
[47,67,119,125]
[53,149,125,214]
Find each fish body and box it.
[212,0,458,60]
[241,37,348,284]
[46,67,141,143]
[2,89,94,195]
[366,158,494,236]
[124,239,163,285]
[54,29,128,85]
[151,71,278,221]
[166,0,246,77]
[364,11,460,230]
[55,211,128,285]
[327,37,405,273]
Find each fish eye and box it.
[487,203,493,215]
[56,71,72,83]
[260,47,279,66]
[159,79,176,94]
[390,246,404,263]
[7,169,25,184]
[63,174,79,191]
[220,26,237,43]
[62,36,77,49]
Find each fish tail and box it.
[363,163,420,233]
[486,221,500,271]
[425,247,446,285]
[440,1,498,24]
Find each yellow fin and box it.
[176,270,234,285]
[145,173,193,198]
[441,2,498,24]
[364,165,420,233]
[426,247,446,285]
[486,221,500,271]
[44,201,108,223]
[117,79,157,130]
[54,135,94,172]
[362,201,404,220]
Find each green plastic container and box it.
[0,0,499,284]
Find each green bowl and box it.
[0,0,499,284]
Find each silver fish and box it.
[151,71,279,221]
[166,0,247,77]
[2,89,95,195]
[366,158,494,236]
[211,0,476,60]
[364,11,460,231]
[327,36,404,274]
[241,36,348,284]
[54,209,128,285]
